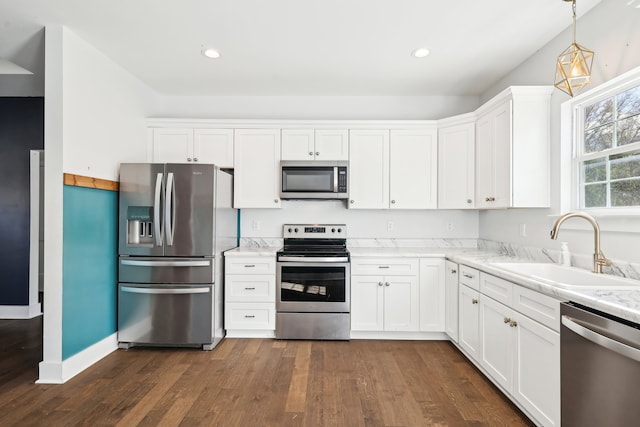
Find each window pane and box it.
[584,124,613,153]
[617,114,640,146]
[611,150,640,180]
[583,158,606,182]
[611,179,640,207]
[584,183,607,207]
[585,98,613,130]
[617,85,640,119]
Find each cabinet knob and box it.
[309,152,314,156]
[485,197,490,202]
[503,317,511,324]
[451,269,457,274]
[274,199,279,203]
[472,298,478,304]
[315,151,320,156]
[467,199,472,204]
[510,320,518,327]
[193,157,198,162]
[187,158,192,162]
[378,282,383,287]
[385,282,390,287]
[391,200,396,204]
[350,200,355,204]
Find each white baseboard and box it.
[36,332,118,384]
[349,331,448,340]
[0,304,42,319]
[226,329,276,338]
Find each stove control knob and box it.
[337,228,342,233]
[294,228,299,233]
[331,228,336,233]
[288,228,292,233]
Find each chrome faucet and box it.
[550,212,611,273]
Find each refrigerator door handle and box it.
[121,259,211,267]
[120,286,210,295]
[165,172,175,246]
[153,172,164,246]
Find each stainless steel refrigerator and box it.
[117,163,237,350]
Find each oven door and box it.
[276,261,350,313]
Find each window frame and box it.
[562,65,640,216]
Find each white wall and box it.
[241,201,479,240]
[150,95,480,120]
[478,1,640,263]
[62,29,157,181]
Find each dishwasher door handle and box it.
[562,315,640,363]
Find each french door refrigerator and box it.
[117,163,237,350]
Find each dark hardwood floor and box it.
[0,318,534,426]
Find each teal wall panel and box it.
[62,185,117,360]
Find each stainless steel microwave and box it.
[280,161,348,199]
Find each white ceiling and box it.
[0,0,602,96]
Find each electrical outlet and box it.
[519,223,527,237]
[387,221,394,231]
[446,223,454,232]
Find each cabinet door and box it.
[193,129,234,168]
[315,130,349,160]
[351,276,384,331]
[492,101,512,207]
[151,128,193,163]
[458,284,480,359]
[438,123,475,209]
[348,130,389,209]
[419,258,445,332]
[513,314,560,427]
[383,275,419,331]
[444,260,459,342]
[233,129,281,208]
[389,129,437,209]
[475,112,494,208]
[479,295,514,392]
[281,129,315,161]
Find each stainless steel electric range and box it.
[276,224,350,340]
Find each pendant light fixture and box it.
[554,0,594,97]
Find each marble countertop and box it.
[226,245,640,324]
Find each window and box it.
[574,81,640,209]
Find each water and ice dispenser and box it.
[126,206,154,246]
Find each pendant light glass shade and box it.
[554,0,594,97]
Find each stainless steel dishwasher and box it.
[561,302,640,427]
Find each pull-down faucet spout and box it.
[550,212,611,274]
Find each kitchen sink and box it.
[489,262,640,290]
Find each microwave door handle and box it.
[333,166,338,193]
[165,172,175,246]
[153,172,164,247]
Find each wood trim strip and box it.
[63,173,119,192]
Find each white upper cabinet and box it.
[348,130,390,209]
[349,128,437,210]
[150,128,234,167]
[475,86,553,209]
[389,129,437,209]
[281,129,348,161]
[233,129,281,209]
[438,119,475,209]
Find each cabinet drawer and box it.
[512,286,561,332]
[225,257,275,275]
[351,258,418,276]
[459,265,480,290]
[225,275,275,302]
[225,303,275,330]
[480,273,513,306]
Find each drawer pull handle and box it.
[244,315,255,318]
[244,287,256,290]
[463,273,474,279]
[244,264,256,268]
[472,298,478,304]
[378,266,390,269]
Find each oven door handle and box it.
[278,256,349,263]
[562,315,640,363]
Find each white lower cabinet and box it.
[224,255,276,336]
[456,266,560,427]
[418,258,445,331]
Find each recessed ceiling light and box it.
[202,48,221,59]
[412,48,430,58]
